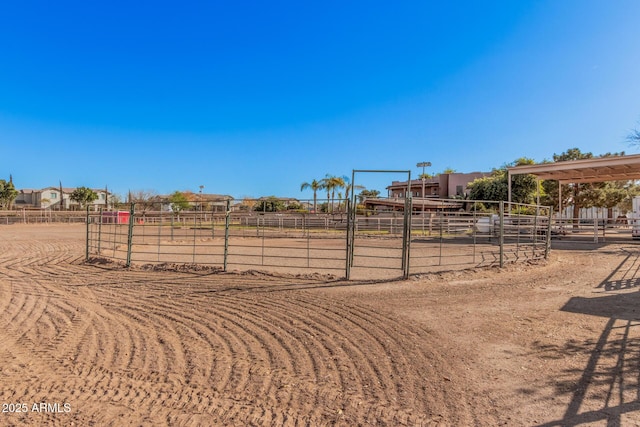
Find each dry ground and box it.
[1,224,640,426]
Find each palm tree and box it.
[320,176,332,213]
[300,179,323,213]
[342,175,365,211]
[357,189,381,204]
[321,175,346,213]
[332,176,346,212]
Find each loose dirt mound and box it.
[1,224,640,425]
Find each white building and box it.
[14,187,110,210]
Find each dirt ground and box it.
[1,224,640,426]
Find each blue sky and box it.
[1,1,639,200]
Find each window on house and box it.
[51,193,57,199]
[456,185,463,196]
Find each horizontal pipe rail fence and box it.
[0,210,89,225]
[86,200,553,280]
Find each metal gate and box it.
[346,170,413,280]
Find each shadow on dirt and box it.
[550,233,640,252]
[536,249,640,426]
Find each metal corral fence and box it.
[405,201,552,274]
[344,199,552,279]
[0,210,88,224]
[547,216,632,244]
[86,201,347,274]
[86,199,552,280]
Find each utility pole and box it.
[416,162,431,214]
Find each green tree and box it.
[467,158,538,206]
[357,189,381,204]
[70,187,99,209]
[540,148,594,225]
[300,179,323,213]
[0,179,18,209]
[616,181,640,213]
[168,191,190,213]
[509,158,539,204]
[286,201,304,211]
[540,179,567,213]
[589,181,630,219]
[468,174,507,202]
[253,196,286,212]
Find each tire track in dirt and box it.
[107,305,191,385]
[111,295,276,399]
[192,296,310,410]
[91,287,266,405]
[216,294,361,408]
[0,240,83,275]
[90,278,460,424]
[249,293,433,420]
[0,300,257,425]
[0,225,469,425]
[64,276,444,423]
[93,282,337,411]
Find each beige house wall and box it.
[14,187,110,210]
[387,172,489,199]
[446,172,489,198]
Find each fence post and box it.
[438,210,443,266]
[192,211,197,264]
[472,208,477,263]
[157,210,162,263]
[345,199,353,280]
[260,214,265,266]
[97,207,103,255]
[401,196,412,279]
[545,207,552,259]
[499,201,505,268]
[126,203,135,267]
[224,199,230,272]
[305,214,310,268]
[211,205,215,239]
[85,206,90,261]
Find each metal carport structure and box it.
[507,154,640,236]
[508,153,640,203]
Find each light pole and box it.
[416,162,431,211]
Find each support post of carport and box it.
[558,182,562,228]
[508,170,512,204]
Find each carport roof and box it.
[507,154,640,184]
